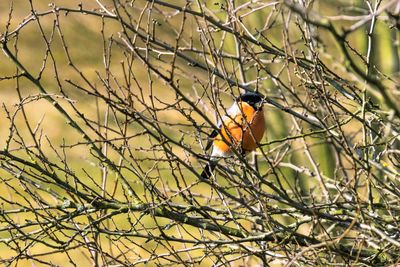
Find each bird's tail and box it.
[200,161,217,180]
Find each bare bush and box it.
[0,0,399,266]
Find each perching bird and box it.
[201,91,266,179]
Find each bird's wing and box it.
[205,102,241,151]
[205,129,218,151]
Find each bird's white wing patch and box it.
[210,102,239,160]
[217,102,240,126]
[226,102,240,117]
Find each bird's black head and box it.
[237,92,265,110]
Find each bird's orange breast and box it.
[213,102,265,154]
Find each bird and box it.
[201,91,266,179]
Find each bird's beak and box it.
[257,99,267,109]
